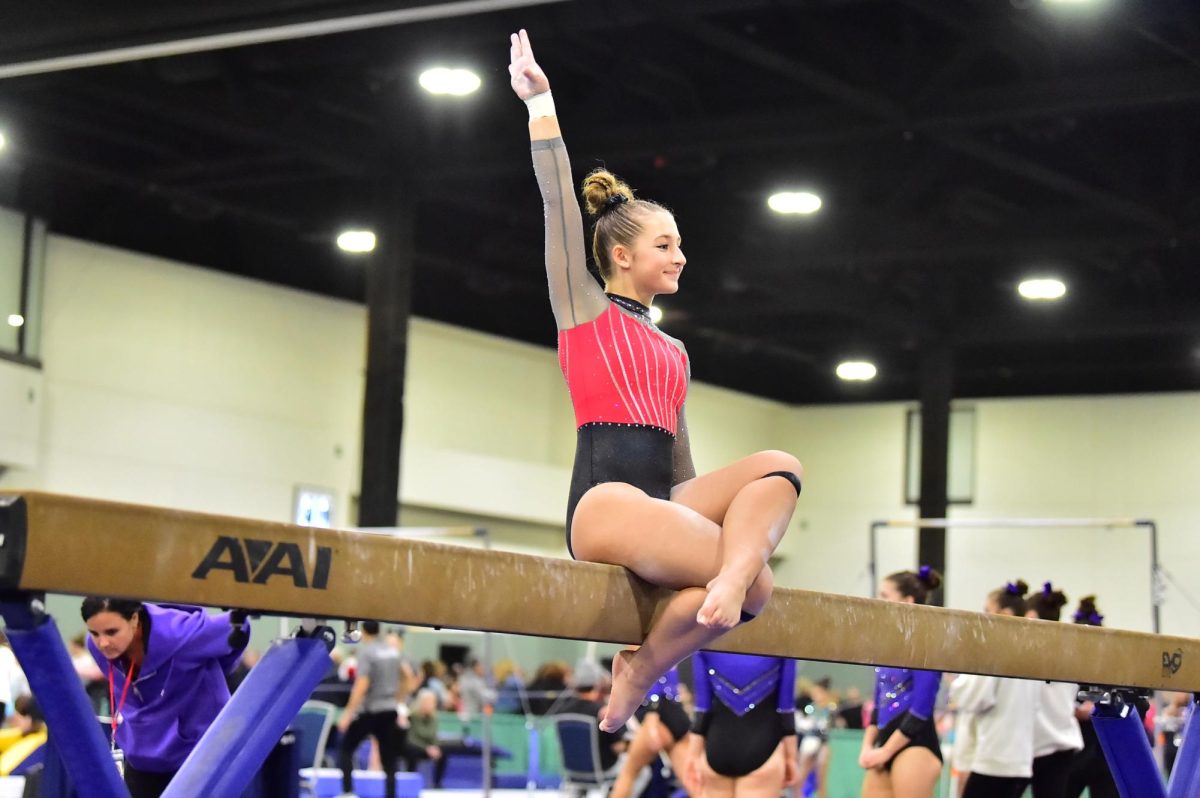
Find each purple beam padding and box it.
[1093,700,1166,798]
[162,636,331,798]
[1168,703,1200,798]
[1,603,129,798]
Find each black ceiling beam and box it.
[425,64,1200,183]
[72,76,376,178]
[668,16,1174,232]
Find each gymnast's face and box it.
[984,596,1014,616]
[86,611,138,660]
[879,579,914,604]
[611,211,685,299]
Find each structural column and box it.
[357,173,415,528]
[916,341,953,603]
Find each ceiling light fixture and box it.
[768,191,822,215]
[419,67,481,96]
[336,229,376,253]
[1018,277,1066,301]
[6,314,24,328]
[836,360,877,381]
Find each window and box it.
[904,405,976,505]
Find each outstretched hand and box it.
[508,29,550,100]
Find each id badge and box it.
[111,747,125,777]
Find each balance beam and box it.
[1,491,1196,691]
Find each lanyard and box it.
[108,660,137,749]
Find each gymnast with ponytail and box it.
[1065,596,1119,798]
[1024,583,1082,798]
[951,580,1040,798]
[860,566,945,798]
[509,27,803,731]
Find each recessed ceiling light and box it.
[768,191,822,215]
[836,360,876,381]
[336,229,376,253]
[1018,277,1066,301]
[419,67,481,96]
[6,314,24,328]
[649,305,664,324]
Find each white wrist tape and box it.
[525,90,556,120]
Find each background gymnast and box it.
[688,651,798,798]
[1024,583,1083,798]
[509,27,803,732]
[951,580,1040,798]
[860,567,944,798]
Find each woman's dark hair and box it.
[989,579,1029,615]
[1073,595,1104,626]
[885,565,943,605]
[581,169,672,282]
[80,596,144,622]
[13,695,43,729]
[1026,581,1069,621]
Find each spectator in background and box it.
[837,686,866,730]
[494,659,526,714]
[419,660,452,709]
[400,688,475,787]
[385,627,419,701]
[0,694,46,776]
[457,657,497,721]
[0,633,27,723]
[336,621,404,798]
[69,632,107,712]
[226,648,261,693]
[527,660,570,715]
[83,597,249,798]
[555,660,627,772]
[311,648,352,707]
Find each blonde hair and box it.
[581,168,671,281]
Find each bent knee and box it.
[755,449,803,480]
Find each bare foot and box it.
[599,650,651,732]
[696,573,748,629]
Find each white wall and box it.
[4,234,1197,650]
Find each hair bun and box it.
[582,168,635,218]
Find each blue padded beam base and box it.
[1092,697,1166,798]
[162,635,332,798]
[1167,699,1200,798]
[0,595,129,798]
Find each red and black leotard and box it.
[532,136,695,556]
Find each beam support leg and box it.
[0,592,129,798]
[1092,693,1166,798]
[1168,697,1200,798]
[162,630,334,798]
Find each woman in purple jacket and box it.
[83,597,249,798]
[688,652,798,797]
[860,567,944,798]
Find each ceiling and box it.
[1,0,1198,404]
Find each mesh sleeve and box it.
[531,137,608,329]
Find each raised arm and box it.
[509,29,607,329]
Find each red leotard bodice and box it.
[558,303,688,436]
